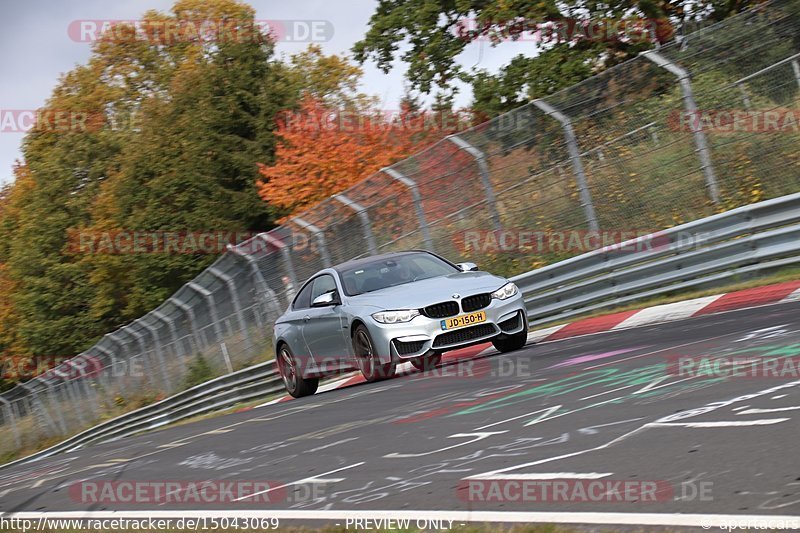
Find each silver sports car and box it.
[273,250,528,397]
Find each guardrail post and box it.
[136,319,173,392]
[446,135,502,231]
[209,267,253,353]
[381,167,435,251]
[0,396,21,448]
[642,50,720,205]
[793,60,800,89]
[333,194,378,255]
[291,217,332,267]
[532,98,601,231]
[187,282,232,373]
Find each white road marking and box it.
[5,510,800,529]
[232,462,365,502]
[647,418,789,428]
[737,406,800,415]
[473,406,561,430]
[471,472,612,480]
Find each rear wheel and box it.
[410,351,442,371]
[277,344,319,398]
[492,329,528,353]
[353,325,395,382]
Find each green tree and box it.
[353,0,762,116]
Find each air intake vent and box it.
[433,324,496,348]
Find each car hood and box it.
[346,271,508,309]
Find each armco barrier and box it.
[512,192,800,326]
[5,191,800,470]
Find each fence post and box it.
[292,217,332,267]
[66,359,100,419]
[152,310,183,357]
[333,194,378,255]
[642,50,720,205]
[227,245,281,327]
[381,167,434,251]
[136,318,172,392]
[257,233,297,290]
[20,380,65,436]
[446,135,502,231]
[187,282,232,373]
[532,98,601,231]
[120,326,154,384]
[208,266,253,353]
[0,396,21,448]
[171,297,202,353]
[95,344,126,403]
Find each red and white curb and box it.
[527,279,800,343]
[259,279,800,405]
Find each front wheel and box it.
[492,329,528,353]
[353,325,395,382]
[277,344,319,398]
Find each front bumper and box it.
[365,293,528,365]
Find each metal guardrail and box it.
[511,192,800,326]
[5,192,800,471]
[0,361,284,470]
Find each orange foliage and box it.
[257,96,461,219]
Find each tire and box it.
[277,344,319,398]
[410,351,442,371]
[492,329,528,353]
[353,324,395,382]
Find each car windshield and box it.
[338,253,459,296]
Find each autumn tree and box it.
[256,95,467,218]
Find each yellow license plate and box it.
[441,311,487,330]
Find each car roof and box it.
[333,250,429,272]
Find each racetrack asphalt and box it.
[2,301,800,527]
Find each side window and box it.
[310,275,338,303]
[292,280,314,310]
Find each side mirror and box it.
[456,262,479,272]
[312,290,340,307]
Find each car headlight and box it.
[371,309,420,324]
[491,282,518,300]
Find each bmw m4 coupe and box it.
[273,250,528,397]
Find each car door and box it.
[301,274,349,371]
[281,279,316,373]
